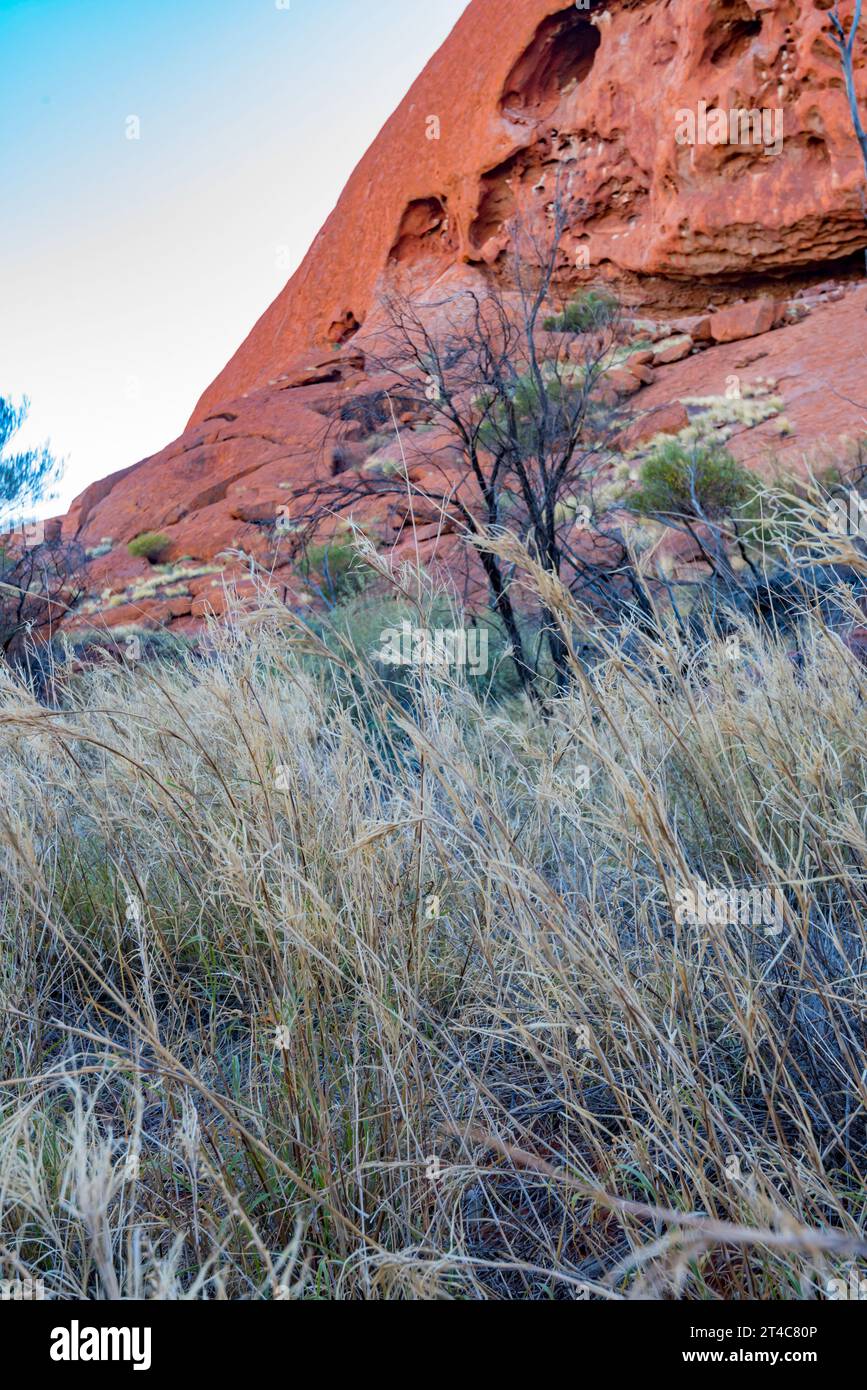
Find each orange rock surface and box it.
[192,0,867,419]
[60,0,867,634]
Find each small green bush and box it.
[55,625,196,666]
[630,439,753,520]
[127,531,170,562]
[312,591,524,706]
[543,291,618,334]
[477,370,584,456]
[300,539,370,604]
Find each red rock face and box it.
[60,0,867,634]
[709,297,777,343]
[192,0,867,420]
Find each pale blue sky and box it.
[0,0,468,510]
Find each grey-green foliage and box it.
[543,291,618,334]
[630,438,754,521]
[0,395,61,522]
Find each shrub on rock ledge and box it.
[127,531,170,562]
[543,290,618,333]
[630,438,753,522]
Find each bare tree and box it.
[831,0,867,271]
[0,526,86,667]
[293,185,648,697]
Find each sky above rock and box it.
[0,0,468,512]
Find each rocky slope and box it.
[60,0,867,636]
[194,0,867,415]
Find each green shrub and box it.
[127,531,170,562]
[309,591,524,707]
[543,290,618,334]
[300,539,370,604]
[72,626,195,664]
[630,439,753,520]
[477,370,584,456]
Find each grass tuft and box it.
[1,518,866,1300]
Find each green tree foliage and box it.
[0,396,61,523]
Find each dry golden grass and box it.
[0,523,866,1300]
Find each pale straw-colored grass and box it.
[0,522,865,1300]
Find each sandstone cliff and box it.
[192,0,867,419]
[61,0,867,635]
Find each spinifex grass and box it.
[0,521,865,1300]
